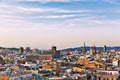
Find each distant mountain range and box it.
[61,46,120,52]
[0,46,120,52]
[0,47,19,51]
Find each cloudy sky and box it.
[0,0,120,49]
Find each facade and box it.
[26,54,53,61]
[96,70,118,80]
[112,59,118,67]
[0,76,9,80]
[48,77,65,80]
[10,74,34,80]
[96,74,116,80]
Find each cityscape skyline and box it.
[0,0,120,49]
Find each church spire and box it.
[82,42,86,54]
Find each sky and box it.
[0,0,120,49]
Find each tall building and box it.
[104,45,107,52]
[51,46,57,54]
[90,45,96,55]
[25,47,31,53]
[82,42,87,54]
[19,47,24,54]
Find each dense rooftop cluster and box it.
[0,45,120,80]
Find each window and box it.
[103,78,106,80]
[98,77,101,80]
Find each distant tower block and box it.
[90,47,94,54]
[52,46,57,54]
[82,42,87,54]
[104,45,107,52]
[93,45,96,53]
[25,47,31,53]
[90,45,96,55]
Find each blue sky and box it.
[0,0,120,49]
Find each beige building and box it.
[26,54,53,61]
[89,46,96,55]
[96,74,116,80]
[96,70,118,80]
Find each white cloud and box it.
[0,2,91,23]
[0,2,89,14]
[0,1,120,27]
[11,0,90,3]
[65,16,120,26]
[26,14,88,19]
[103,0,120,4]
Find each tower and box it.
[104,45,107,52]
[90,45,96,55]
[19,47,24,54]
[82,42,86,54]
[93,44,96,53]
[25,47,31,53]
[90,47,94,54]
[51,46,57,54]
